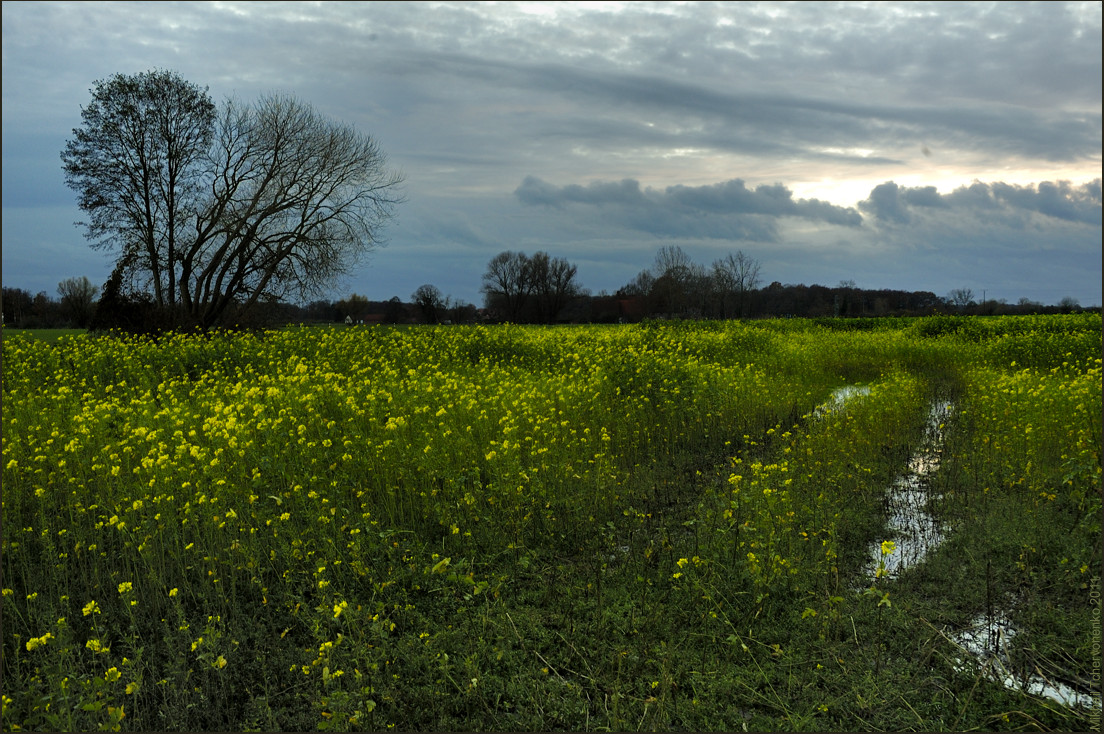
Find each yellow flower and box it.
[125,681,140,695]
[25,633,54,651]
[880,540,896,556]
[333,600,349,618]
[117,582,133,594]
[86,638,110,654]
[105,667,121,683]
[169,588,179,597]
[214,655,227,669]
[82,600,100,616]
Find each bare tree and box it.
[445,299,477,324]
[1057,296,1081,312]
[481,251,533,322]
[2,287,34,327]
[948,288,975,310]
[384,296,406,324]
[180,94,403,328]
[57,276,99,328]
[527,251,582,323]
[620,270,655,298]
[62,71,403,330]
[62,70,216,313]
[653,245,694,281]
[651,245,702,317]
[712,251,761,319]
[836,279,859,317]
[412,284,446,323]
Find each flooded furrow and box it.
[950,608,1098,709]
[821,386,1097,711]
[861,399,952,580]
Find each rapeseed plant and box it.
[2,316,1098,731]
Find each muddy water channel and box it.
[827,387,1097,711]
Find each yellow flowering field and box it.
[2,315,1100,731]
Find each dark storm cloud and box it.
[515,177,647,209]
[516,176,863,240]
[988,180,1102,225]
[860,179,1103,226]
[665,181,863,227]
[858,183,936,224]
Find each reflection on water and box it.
[824,388,1099,711]
[861,400,952,579]
[813,385,871,420]
[951,609,1098,709]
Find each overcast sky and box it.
[3,1,1101,308]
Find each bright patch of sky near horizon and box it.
[2,1,1100,307]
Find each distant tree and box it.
[446,300,478,324]
[481,251,533,321]
[57,276,99,328]
[835,279,859,316]
[619,270,654,298]
[411,284,446,323]
[303,298,339,322]
[2,287,34,327]
[712,251,761,318]
[948,288,975,310]
[653,245,693,277]
[62,69,403,330]
[650,246,704,317]
[1057,296,1081,313]
[334,293,371,322]
[384,296,406,324]
[526,251,583,323]
[28,291,65,328]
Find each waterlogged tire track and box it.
[829,385,1099,712]
[859,397,953,581]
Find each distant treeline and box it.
[2,282,1093,331]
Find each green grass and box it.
[2,315,1100,731]
[2,328,87,343]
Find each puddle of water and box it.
[852,396,1097,710]
[862,400,952,579]
[814,385,871,419]
[950,609,1099,710]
